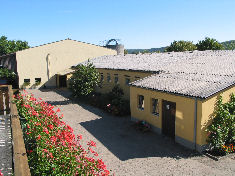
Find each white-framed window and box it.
[138,95,144,110]
[107,73,111,82]
[114,74,119,84]
[151,98,159,116]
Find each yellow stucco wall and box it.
[130,86,196,143]
[197,85,235,145]
[16,39,116,88]
[95,69,152,99]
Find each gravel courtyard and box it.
[28,89,235,176]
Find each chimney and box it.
[116,44,124,55]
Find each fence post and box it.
[5,89,10,114]
[0,90,4,115]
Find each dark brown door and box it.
[162,100,176,138]
[59,75,67,88]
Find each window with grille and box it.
[100,73,104,82]
[138,95,144,110]
[152,98,159,116]
[107,73,111,82]
[125,77,130,85]
[114,74,119,84]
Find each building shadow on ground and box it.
[38,88,73,106]
[51,89,201,161]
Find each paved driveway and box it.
[28,89,235,176]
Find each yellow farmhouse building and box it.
[74,50,235,152]
[0,39,117,88]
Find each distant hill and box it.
[127,40,235,54]
[221,40,235,50]
[127,47,167,54]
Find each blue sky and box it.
[0,0,235,49]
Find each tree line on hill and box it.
[0,35,235,56]
[126,37,235,54]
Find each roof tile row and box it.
[81,50,235,99]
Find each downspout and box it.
[193,98,198,151]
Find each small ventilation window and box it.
[24,79,30,83]
[35,78,41,83]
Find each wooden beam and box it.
[8,85,31,176]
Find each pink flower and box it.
[67,125,73,132]
[28,150,33,154]
[49,152,53,158]
[77,135,82,140]
[0,170,3,176]
[87,140,96,147]
[50,136,57,143]
[48,124,54,130]
[43,128,49,134]
[43,149,48,153]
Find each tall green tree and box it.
[69,62,99,97]
[0,36,30,56]
[221,40,235,50]
[196,37,224,51]
[165,40,196,52]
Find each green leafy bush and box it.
[165,40,196,52]
[0,67,16,84]
[69,62,99,97]
[108,84,124,99]
[85,85,130,116]
[207,94,235,155]
[196,37,224,51]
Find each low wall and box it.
[8,85,31,176]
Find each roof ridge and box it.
[3,38,116,55]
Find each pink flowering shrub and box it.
[14,91,110,175]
